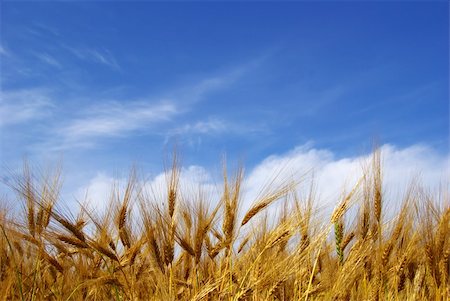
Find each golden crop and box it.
[0,151,448,300]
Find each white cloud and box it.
[85,49,119,70]
[50,62,254,150]
[33,52,62,68]
[244,143,449,217]
[33,23,60,36]
[4,55,263,153]
[75,172,116,213]
[73,144,449,219]
[170,55,265,105]
[59,100,178,142]
[0,89,54,127]
[166,117,268,149]
[0,46,10,57]
[170,118,228,136]
[75,165,219,215]
[64,45,120,70]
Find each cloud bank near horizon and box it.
[75,143,449,218]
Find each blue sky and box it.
[0,2,449,201]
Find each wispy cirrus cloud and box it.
[170,118,228,136]
[64,45,120,70]
[47,60,257,150]
[2,56,264,154]
[167,117,267,142]
[165,119,266,151]
[24,23,60,38]
[0,89,54,127]
[55,100,178,148]
[32,22,60,37]
[33,52,62,68]
[0,46,10,57]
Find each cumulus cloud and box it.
[75,165,220,215]
[244,143,449,216]
[75,172,116,211]
[74,143,449,219]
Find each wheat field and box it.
[0,151,448,300]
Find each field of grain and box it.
[0,151,448,300]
